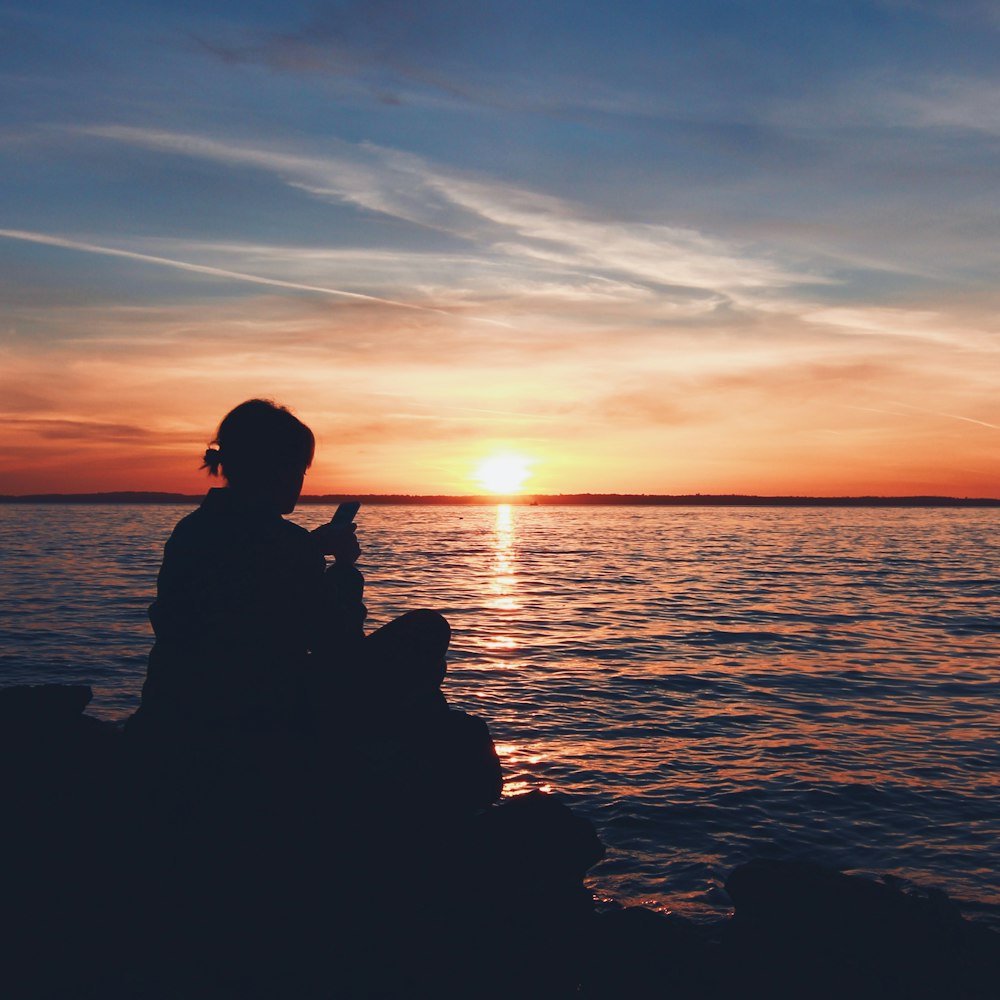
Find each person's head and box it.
[202,399,315,514]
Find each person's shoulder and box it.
[161,493,227,555]
[162,505,202,543]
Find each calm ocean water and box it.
[1,503,998,927]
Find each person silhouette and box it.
[126,398,458,754]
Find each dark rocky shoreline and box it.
[2,684,997,998]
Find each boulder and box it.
[723,858,1000,999]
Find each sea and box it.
[1,502,998,928]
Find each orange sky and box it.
[2,4,999,498]
[3,289,997,497]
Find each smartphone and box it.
[330,500,360,525]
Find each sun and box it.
[473,453,533,495]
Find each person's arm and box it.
[310,521,367,649]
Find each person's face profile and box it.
[275,462,307,514]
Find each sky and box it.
[1,0,999,497]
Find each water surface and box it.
[1,503,997,926]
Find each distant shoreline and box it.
[2,491,998,507]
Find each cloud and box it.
[186,3,536,109]
[877,0,1000,33]
[801,305,1000,351]
[77,126,470,231]
[75,126,817,299]
[2,417,158,442]
[888,76,1000,136]
[108,237,686,320]
[0,387,54,412]
[422,171,808,292]
[594,358,901,429]
[598,387,694,427]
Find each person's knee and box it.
[401,609,451,648]
[396,610,450,689]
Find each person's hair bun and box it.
[202,447,223,475]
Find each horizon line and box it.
[2,490,999,507]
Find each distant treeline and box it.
[2,491,999,507]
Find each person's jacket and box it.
[130,488,365,742]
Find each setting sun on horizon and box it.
[472,453,534,496]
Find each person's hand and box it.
[310,521,361,565]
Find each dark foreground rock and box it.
[723,858,1000,999]
[2,684,997,999]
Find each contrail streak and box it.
[844,402,999,430]
[0,228,512,327]
[889,401,1000,430]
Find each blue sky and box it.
[2,0,998,494]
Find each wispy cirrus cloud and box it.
[801,305,1000,352]
[75,126,816,299]
[420,171,808,292]
[888,76,1000,135]
[2,417,159,441]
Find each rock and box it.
[724,859,1000,999]
[451,791,606,997]
[342,707,503,816]
[0,684,121,796]
[0,683,92,728]
[583,906,720,999]
[477,789,606,884]
[1,686,126,998]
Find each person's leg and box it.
[361,609,450,710]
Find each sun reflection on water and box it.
[496,740,554,796]
[480,504,521,660]
[488,503,518,613]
